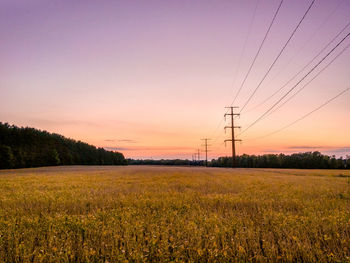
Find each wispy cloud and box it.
[104,147,131,151]
[104,139,138,143]
[118,139,138,143]
[325,147,350,153]
[287,146,325,149]
[261,146,350,157]
[287,145,350,152]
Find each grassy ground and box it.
[0,166,349,262]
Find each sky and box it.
[1,0,349,159]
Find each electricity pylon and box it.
[201,138,211,166]
[224,106,242,167]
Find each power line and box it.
[211,0,283,145]
[244,86,350,142]
[240,30,350,135]
[239,0,316,112]
[207,0,260,142]
[230,0,284,106]
[209,116,226,144]
[208,0,282,146]
[244,0,345,112]
[266,42,350,118]
[243,19,350,114]
[230,0,260,96]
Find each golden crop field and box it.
[0,166,349,262]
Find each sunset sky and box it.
[1,0,349,159]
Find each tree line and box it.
[0,122,126,169]
[211,152,350,169]
[129,152,350,169]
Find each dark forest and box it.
[0,123,126,169]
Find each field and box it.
[0,166,349,262]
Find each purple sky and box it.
[1,0,350,159]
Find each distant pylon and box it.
[201,138,211,166]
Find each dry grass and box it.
[0,166,349,262]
